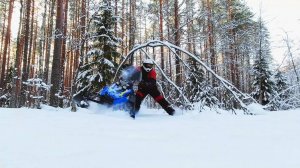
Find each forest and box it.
[0,0,299,112]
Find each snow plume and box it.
[119,66,141,82]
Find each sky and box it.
[244,0,300,65]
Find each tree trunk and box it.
[0,2,7,85]
[227,0,235,86]
[206,0,216,86]
[80,0,86,64]
[174,0,181,85]
[50,0,64,107]
[128,0,136,64]
[114,0,118,63]
[28,0,35,78]
[22,0,32,83]
[10,0,24,108]
[121,0,125,56]
[30,17,38,79]
[39,0,48,78]
[0,0,14,88]
[59,0,69,107]
[159,0,164,71]
[44,0,56,84]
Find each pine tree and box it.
[185,59,218,109]
[251,57,274,105]
[75,0,121,97]
[269,71,289,110]
[185,61,205,103]
[251,18,275,106]
[274,71,289,94]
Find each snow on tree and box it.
[115,40,255,113]
[267,70,300,110]
[274,71,289,95]
[22,77,51,109]
[184,58,218,110]
[0,67,14,107]
[251,56,275,105]
[75,0,121,98]
[251,18,275,106]
[267,71,290,110]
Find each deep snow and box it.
[1,103,300,168]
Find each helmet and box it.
[142,59,154,72]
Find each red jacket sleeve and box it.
[148,69,156,80]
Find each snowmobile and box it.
[73,65,140,111]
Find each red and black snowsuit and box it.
[131,66,175,116]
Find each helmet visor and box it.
[143,63,153,69]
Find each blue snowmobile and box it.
[74,65,140,111]
[97,80,136,110]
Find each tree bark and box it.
[206,0,216,86]
[59,0,69,107]
[50,0,64,107]
[28,0,35,78]
[44,0,56,84]
[30,17,38,79]
[174,0,181,85]
[22,0,32,83]
[10,0,24,108]
[128,0,136,64]
[0,2,7,85]
[0,0,14,88]
[121,0,125,56]
[227,0,235,86]
[159,0,164,71]
[38,0,48,78]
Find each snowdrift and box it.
[1,103,300,168]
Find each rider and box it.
[130,59,175,118]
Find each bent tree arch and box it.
[267,83,300,110]
[114,40,256,114]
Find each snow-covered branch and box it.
[114,40,255,112]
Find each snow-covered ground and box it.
[1,103,300,168]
